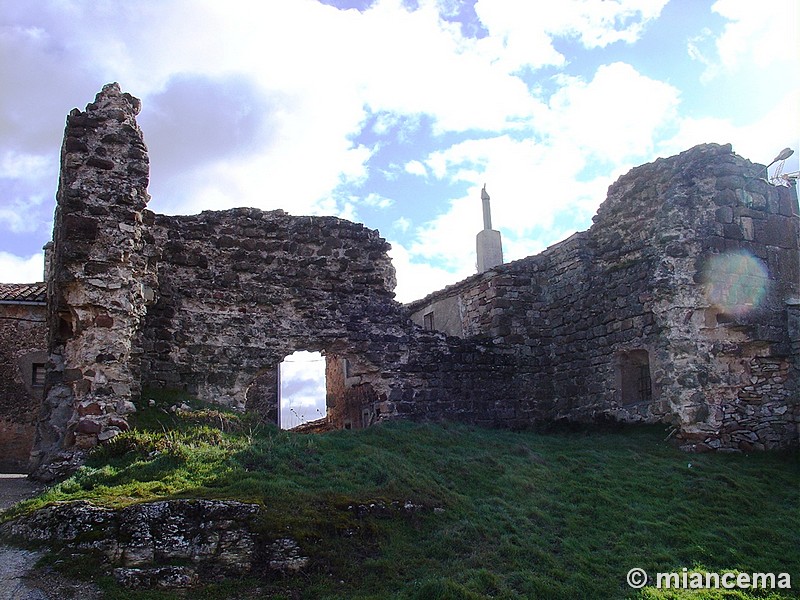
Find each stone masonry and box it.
[0,283,47,471]
[31,84,157,477]
[409,144,799,452]
[30,84,534,478]
[22,84,800,478]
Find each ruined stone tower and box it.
[31,83,157,478]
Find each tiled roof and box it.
[0,282,46,303]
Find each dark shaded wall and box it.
[141,207,399,417]
[140,207,537,430]
[0,300,47,471]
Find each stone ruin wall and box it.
[142,207,536,430]
[31,85,540,477]
[408,143,800,451]
[27,85,800,477]
[141,199,542,428]
[142,207,400,420]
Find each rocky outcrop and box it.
[0,499,305,589]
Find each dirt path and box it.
[0,474,103,600]
[0,473,45,511]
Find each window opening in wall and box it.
[279,350,326,430]
[619,349,653,406]
[638,363,652,402]
[423,311,434,331]
[32,363,46,388]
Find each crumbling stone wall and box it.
[0,288,47,471]
[140,206,535,429]
[30,86,799,477]
[409,144,800,451]
[32,85,538,477]
[141,207,399,417]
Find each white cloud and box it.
[408,194,478,276]
[423,63,681,192]
[568,0,669,47]
[660,89,800,167]
[473,1,566,72]
[9,0,546,220]
[689,0,799,82]
[546,62,680,161]
[405,160,428,177]
[0,194,49,234]
[349,0,541,134]
[362,193,394,209]
[473,0,669,73]
[389,241,470,303]
[0,151,52,180]
[0,251,43,283]
[393,216,412,233]
[1,0,671,240]
[712,0,798,72]
[0,151,56,235]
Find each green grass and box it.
[5,394,799,599]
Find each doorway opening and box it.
[618,349,653,406]
[279,350,327,429]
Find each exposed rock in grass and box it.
[0,498,307,589]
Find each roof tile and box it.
[0,282,47,303]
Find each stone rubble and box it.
[0,498,306,589]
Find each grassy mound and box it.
[6,394,799,599]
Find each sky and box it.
[1,0,798,302]
[280,351,327,428]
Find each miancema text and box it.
[658,569,791,590]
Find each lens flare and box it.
[702,251,769,316]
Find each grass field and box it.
[7,395,799,599]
